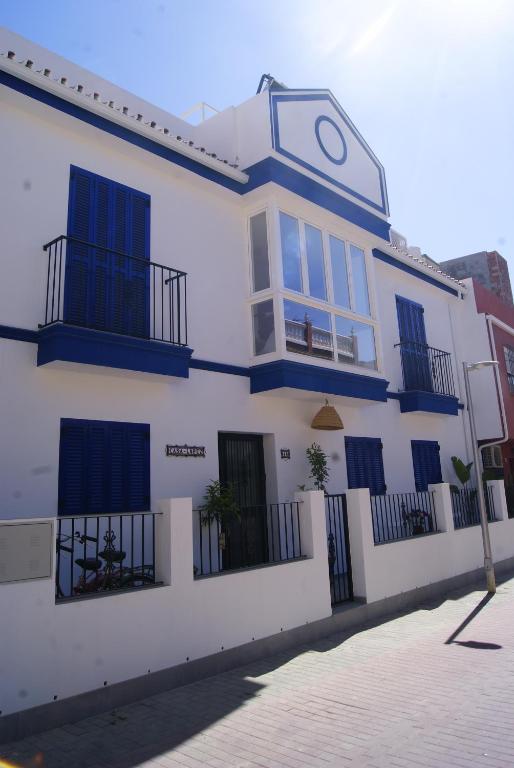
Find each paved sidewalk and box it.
[2,577,514,768]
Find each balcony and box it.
[37,236,192,377]
[394,340,459,415]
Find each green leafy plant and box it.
[306,443,329,492]
[450,456,473,493]
[199,480,240,527]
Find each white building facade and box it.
[1,28,512,734]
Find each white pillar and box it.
[295,490,332,616]
[345,488,373,601]
[156,497,194,588]
[428,483,454,533]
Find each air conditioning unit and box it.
[482,445,503,469]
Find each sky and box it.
[1,0,514,268]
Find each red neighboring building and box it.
[473,279,514,483]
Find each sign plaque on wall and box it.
[166,444,206,458]
[280,448,291,460]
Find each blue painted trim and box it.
[0,324,39,343]
[395,390,459,416]
[190,358,250,377]
[373,249,460,297]
[0,69,244,195]
[37,324,192,378]
[1,70,391,241]
[270,93,388,215]
[314,115,347,165]
[245,158,390,240]
[250,359,389,401]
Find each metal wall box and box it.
[0,521,53,583]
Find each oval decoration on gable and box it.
[314,115,348,166]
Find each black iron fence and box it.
[451,486,496,529]
[42,235,188,346]
[371,491,437,544]
[395,341,455,396]
[325,494,353,604]
[194,502,303,577]
[56,511,158,601]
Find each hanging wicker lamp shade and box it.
[311,399,344,430]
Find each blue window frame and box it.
[58,419,150,516]
[345,436,386,495]
[64,166,150,337]
[411,440,442,492]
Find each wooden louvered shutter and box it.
[125,423,150,511]
[411,441,442,492]
[345,437,386,496]
[58,420,88,516]
[396,296,431,391]
[87,421,109,513]
[65,168,94,327]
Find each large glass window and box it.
[280,213,302,292]
[249,212,270,292]
[329,235,350,309]
[284,299,333,360]
[335,316,377,369]
[305,224,327,301]
[350,244,370,316]
[252,300,275,356]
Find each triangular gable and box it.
[269,90,389,216]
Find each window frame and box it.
[504,345,514,394]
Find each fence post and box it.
[487,480,507,521]
[345,488,373,601]
[428,483,454,533]
[156,498,194,587]
[295,490,332,615]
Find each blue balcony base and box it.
[394,390,459,415]
[37,324,192,378]
[250,359,389,402]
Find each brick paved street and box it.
[2,576,514,768]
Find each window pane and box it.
[350,244,370,316]
[329,235,350,308]
[305,224,327,300]
[284,299,333,360]
[280,213,303,292]
[335,316,376,369]
[252,300,275,356]
[249,212,270,292]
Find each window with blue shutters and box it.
[345,436,386,495]
[411,440,442,492]
[64,166,150,337]
[396,296,432,392]
[58,419,150,516]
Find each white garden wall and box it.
[0,491,331,718]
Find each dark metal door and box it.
[218,433,267,569]
[325,494,353,604]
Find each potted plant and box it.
[402,506,428,535]
[198,480,240,549]
[305,442,330,492]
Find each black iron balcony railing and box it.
[371,491,438,544]
[395,340,455,397]
[451,486,496,529]
[41,235,188,346]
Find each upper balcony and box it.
[37,236,192,378]
[394,340,459,415]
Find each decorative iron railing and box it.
[41,235,188,346]
[395,340,455,396]
[371,491,438,544]
[451,486,496,529]
[55,511,159,601]
[194,502,303,577]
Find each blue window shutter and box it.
[345,437,386,495]
[58,420,88,515]
[396,296,432,391]
[65,167,150,336]
[58,419,150,515]
[411,440,442,492]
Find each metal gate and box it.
[325,494,353,605]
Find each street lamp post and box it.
[462,360,499,594]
